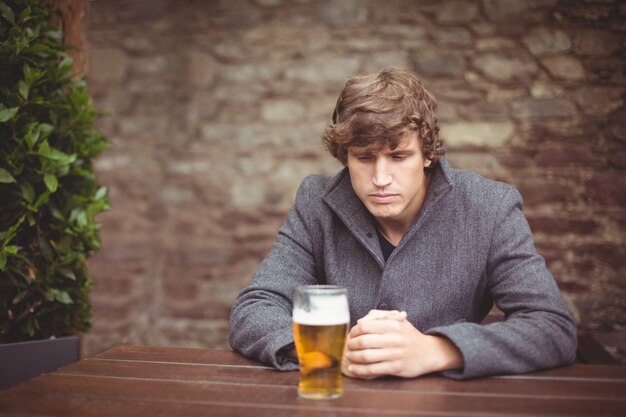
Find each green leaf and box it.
[0,107,18,123]
[94,186,107,200]
[21,182,35,203]
[0,252,6,271]
[39,123,53,138]
[18,80,29,100]
[61,269,76,281]
[0,168,16,183]
[45,30,62,40]
[59,55,73,70]
[0,215,25,245]
[39,142,77,165]
[0,2,15,24]
[23,63,42,84]
[34,190,50,207]
[25,125,40,148]
[53,290,72,304]
[4,245,18,254]
[44,173,58,192]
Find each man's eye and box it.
[357,155,373,162]
[392,155,407,161]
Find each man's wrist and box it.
[427,335,464,372]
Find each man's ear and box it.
[424,158,432,168]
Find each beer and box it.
[293,286,349,399]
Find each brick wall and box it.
[83,0,626,362]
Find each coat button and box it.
[378,302,390,310]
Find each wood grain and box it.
[0,346,624,417]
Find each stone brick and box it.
[212,41,253,62]
[433,28,473,46]
[343,36,388,53]
[587,172,626,206]
[318,0,367,26]
[446,152,505,178]
[573,87,624,117]
[377,25,427,40]
[586,57,626,85]
[527,216,600,236]
[534,147,605,168]
[576,243,626,273]
[608,148,626,169]
[472,53,538,82]
[476,37,517,51]
[255,0,282,7]
[441,121,515,148]
[186,52,219,87]
[456,102,509,121]
[572,30,621,56]
[210,0,262,27]
[498,148,535,169]
[541,55,586,81]
[509,99,578,119]
[529,83,565,99]
[482,0,532,21]
[435,86,483,102]
[522,27,572,56]
[556,3,613,23]
[410,50,466,78]
[284,57,361,83]
[88,48,127,82]
[516,180,580,206]
[436,1,479,23]
[122,36,158,53]
[362,50,409,73]
[437,101,458,121]
[261,99,305,123]
[482,0,557,35]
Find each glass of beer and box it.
[293,285,349,399]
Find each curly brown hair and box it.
[322,67,445,165]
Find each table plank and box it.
[53,358,626,400]
[94,345,269,368]
[95,346,626,381]
[2,373,625,417]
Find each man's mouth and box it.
[370,193,398,204]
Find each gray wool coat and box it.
[229,159,577,379]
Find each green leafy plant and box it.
[0,0,108,343]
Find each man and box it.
[229,68,576,379]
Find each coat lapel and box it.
[323,169,384,267]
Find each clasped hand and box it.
[341,309,464,379]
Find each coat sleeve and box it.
[426,186,577,379]
[229,177,320,370]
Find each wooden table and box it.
[0,345,625,416]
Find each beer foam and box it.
[293,297,350,325]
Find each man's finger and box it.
[347,333,399,350]
[350,318,403,338]
[345,347,399,364]
[357,309,401,323]
[347,359,403,379]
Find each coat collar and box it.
[323,158,455,266]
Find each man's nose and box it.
[372,158,392,187]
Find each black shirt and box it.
[377,229,396,262]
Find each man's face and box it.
[346,134,432,231]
